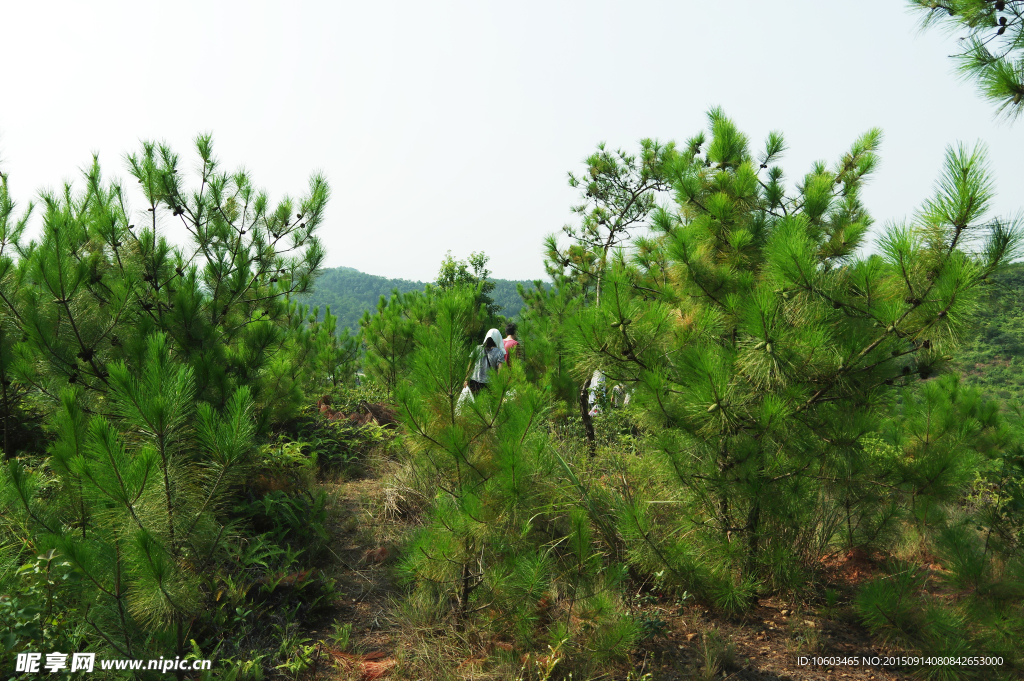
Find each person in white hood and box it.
[465,328,506,395]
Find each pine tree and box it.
[525,140,676,452]
[909,0,1024,119]
[359,289,427,396]
[1,333,255,663]
[310,305,360,388]
[565,109,1021,606]
[0,137,329,433]
[549,139,676,307]
[517,280,581,406]
[0,138,332,671]
[393,288,637,664]
[0,170,38,459]
[433,250,502,323]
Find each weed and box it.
[330,621,353,651]
[786,616,822,656]
[821,587,840,621]
[637,614,669,640]
[515,636,569,681]
[237,490,329,553]
[696,629,737,681]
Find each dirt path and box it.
[311,474,404,680]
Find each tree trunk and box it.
[745,499,761,576]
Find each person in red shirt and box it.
[502,323,520,369]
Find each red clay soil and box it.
[819,548,885,587]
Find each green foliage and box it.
[0,333,257,661]
[0,139,346,677]
[359,289,428,396]
[309,305,360,389]
[434,250,501,319]
[302,416,391,475]
[551,138,677,306]
[0,136,332,435]
[956,262,1024,404]
[301,266,425,329]
[854,557,1023,679]
[359,251,532,396]
[237,490,329,552]
[697,629,738,681]
[394,287,638,667]
[517,281,582,404]
[430,250,507,345]
[252,437,319,490]
[556,109,1021,607]
[0,550,84,670]
[301,265,534,332]
[909,0,1024,120]
[3,98,1024,680]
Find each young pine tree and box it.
[394,289,637,665]
[566,109,1021,607]
[310,305,361,388]
[0,138,331,670]
[0,137,329,433]
[0,333,255,664]
[359,289,428,397]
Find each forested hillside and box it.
[959,261,1024,404]
[301,266,535,330]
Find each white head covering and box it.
[485,328,506,361]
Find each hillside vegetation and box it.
[2,113,1023,681]
[302,266,535,330]
[958,261,1024,404]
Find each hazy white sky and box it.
[2,0,1021,282]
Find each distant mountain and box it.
[301,266,539,332]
